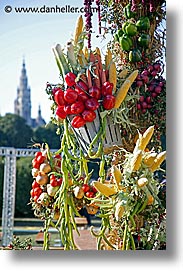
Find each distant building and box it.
[14,60,46,128]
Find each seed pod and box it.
[131,150,143,172]
[143,152,157,167]
[137,177,148,188]
[150,151,166,172]
[138,126,154,151]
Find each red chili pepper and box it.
[89,86,101,99]
[71,115,86,128]
[65,72,76,87]
[82,109,96,122]
[102,95,115,110]
[75,80,89,93]
[71,101,85,114]
[101,81,113,96]
[64,104,72,115]
[78,91,89,102]
[85,98,99,111]
[64,88,78,104]
[56,106,67,119]
[54,88,65,106]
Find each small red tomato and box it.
[75,80,89,93]
[50,174,56,181]
[82,110,96,122]
[32,159,40,169]
[85,98,99,111]
[64,88,78,104]
[71,101,85,114]
[65,72,76,87]
[85,191,94,198]
[64,105,72,115]
[71,115,86,128]
[82,183,90,193]
[101,81,113,96]
[30,189,34,197]
[52,87,61,96]
[78,91,89,102]
[56,178,63,186]
[102,95,115,110]
[33,187,42,197]
[50,179,58,187]
[35,151,43,159]
[36,155,46,164]
[91,186,98,193]
[32,180,40,189]
[56,106,67,119]
[54,88,65,106]
[89,86,101,99]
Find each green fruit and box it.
[124,4,135,19]
[125,22,138,36]
[136,17,150,30]
[138,34,150,47]
[129,49,142,62]
[120,35,133,51]
[117,29,123,37]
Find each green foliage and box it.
[15,157,34,217]
[0,113,33,148]
[33,122,61,149]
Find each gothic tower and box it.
[14,59,32,126]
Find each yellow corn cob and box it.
[73,15,83,45]
[131,150,143,172]
[126,70,138,83]
[67,41,77,68]
[105,48,112,70]
[77,49,86,66]
[111,165,122,188]
[150,151,166,172]
[109,61,117,92]
[92,181,117,197]
[115,202,125,221]
[138,126,154,151]
[114,80,131,108]
[95,47,101,57]
[133,131,142,154]
[137,177,148,188]
[143,152,157,167]
[119,69,129,79]
[83,46,89,60]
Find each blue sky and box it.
[0,0,110,123]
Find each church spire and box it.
[14,59,32,126]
